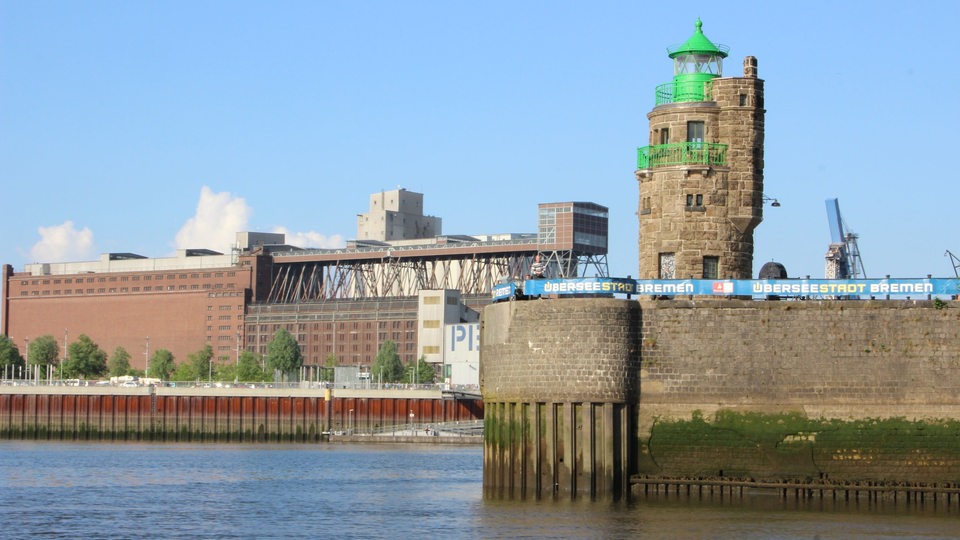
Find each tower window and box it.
[685,194,704,207]
[739,94,747,106]
[659,128,669,145]
[687,121,704,146]
[703,256,719,279]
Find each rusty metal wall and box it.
[0,392,483,442]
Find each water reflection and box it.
[2,441,958,540]
[479,494,960,540]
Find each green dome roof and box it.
[667,18,729,58]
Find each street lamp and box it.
[349,408,354,434]
[762,194,781,207]
[409,410,415,435]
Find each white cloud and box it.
[173,186,345,253]
[29,221,96,263]
[174,186,251,252]
[271,227,345,249]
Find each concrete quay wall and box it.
[480,297,960,500]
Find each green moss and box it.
[816,417,960,451]
[643,411,960,480]
[484,407,527,451]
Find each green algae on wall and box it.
[641,410,960,483]
[483,404,530,450]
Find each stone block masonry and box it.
[481,299,642,403]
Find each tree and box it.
[28,335,59,370]
[108,346,132,377]
[265,328,303,381]
[171,361,198,382]
[148,349,175,380]
[371,340,403,383]
[405,356,436,385]
[187,345,214,381]
[62,334,107,379]
[237,350,267,382]
[0,335,25,373]
[214,355,236,382]
[322,353,338,382]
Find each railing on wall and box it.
[654,80,714,105]
[636,142,728,170]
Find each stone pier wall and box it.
[638,298,960,485]
[480,298,641,501]
[481,297,960,500]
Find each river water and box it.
[2,441,957,539]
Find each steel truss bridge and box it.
[262,239,609,304]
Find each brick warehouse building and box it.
[2,189,609,377]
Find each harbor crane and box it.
[824,198,865,279]
[947,250,960,278]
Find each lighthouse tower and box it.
[635,19,765,280]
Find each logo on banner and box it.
[712,281,734,294]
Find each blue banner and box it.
[523,277,640,297]
[494,277,960,301]
[491,282,519,302]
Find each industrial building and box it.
[2,189,609,385]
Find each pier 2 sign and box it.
[444,323,480,387]
[448,323,480,354]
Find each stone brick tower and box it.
[635,19,765,279]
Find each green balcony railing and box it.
[654,79,714,105]
[637,142,728,169]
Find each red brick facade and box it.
[3,263,252,368]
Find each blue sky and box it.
[2,1,959,287]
